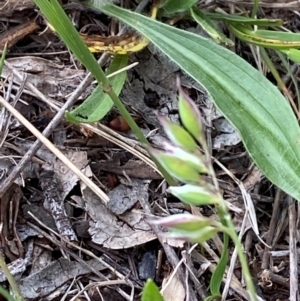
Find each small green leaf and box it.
[66,54,128,123]
[148,147,202,183]
[229,23,300,49]
[209,233,229,296]
[158,115,199,152]
[159,0,198,14]
[142,279,164,301]
[168,184,220,206]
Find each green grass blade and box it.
[276,50,300,108]
[191,8,234,46]
[205,13,282,26]
[93,4,300,203]
[0,286,18,301]
[0,44,7,75]
[209,233,229,296]
[66,54,128,123]
[229,24,300,49]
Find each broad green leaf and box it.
[99,4,300,202]
[191,8,234,46]
[159,0,198,14]
[158,115,199,152]
[142,279,164,301]
[168,184,220,206]
[66,54,128,123]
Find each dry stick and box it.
[139,198,198,301]
[0,54,109,198]
[69,280,134,301]
[261,188,282,270]
[84,123,160,174]
[288,195,299,301]
[0,95,108,203]
[181,249,207,300]
[222,211,249,301]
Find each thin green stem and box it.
[0,253,24,301]
[251,0,259,18]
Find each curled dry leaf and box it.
[43,151,92,200]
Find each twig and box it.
[0,95,109,203]
[261,189,282,270]
[288,195,299,301]
[222,211,249,300]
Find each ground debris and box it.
[18,258,106,300]
[0,1,298,300]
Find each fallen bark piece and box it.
[18,258,106,300]
[0,20,39,53]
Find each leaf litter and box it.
[0,1,298,301]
